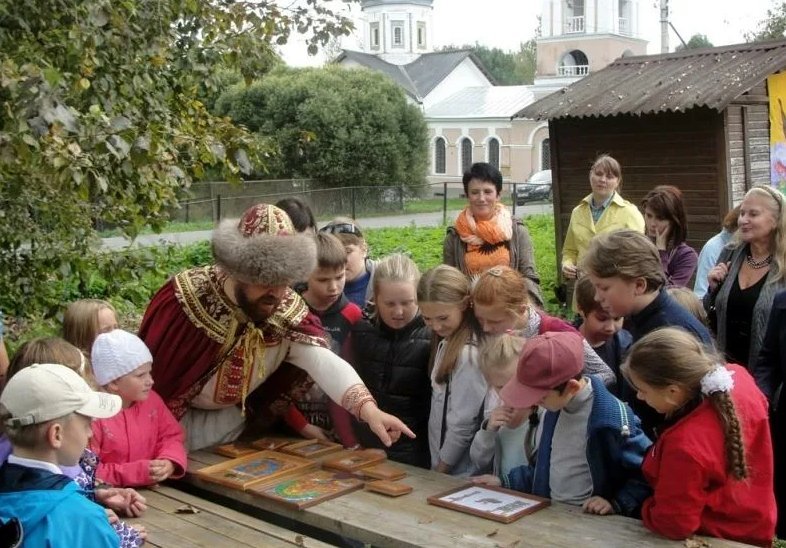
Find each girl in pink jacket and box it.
[90,330,187,487]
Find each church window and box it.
[392,22,404,48]
[461,138,473,173]
[370,22,380,50]
[434,137,446,174]
[487,138,500,170]
[417,22,427,49]
[541,138,551,170]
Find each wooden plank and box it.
[179,451,751,548]
[128,483,332,547]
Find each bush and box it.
[5,215,559,349]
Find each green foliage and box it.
[675,34,714,51]
[746,2,786,41]
[6,214,560,347]
[215,66,429,190]
[441,41,537,85]
[0,0,354,317]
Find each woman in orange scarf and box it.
[443,162,542,305]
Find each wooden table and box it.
[180,449,751,548]
[126,484,332,547]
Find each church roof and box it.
[517,38,786,120]
[336,49,494,101]
[427,86,536,119]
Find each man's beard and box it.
[235,286,281,323]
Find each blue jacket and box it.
[0,463,119,547]
[502,376,652,517]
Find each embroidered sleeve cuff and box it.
[341,383,376,419]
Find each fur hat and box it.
[212,203,317,285]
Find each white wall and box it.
[422,59,492,109]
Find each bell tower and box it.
[535,0,647,85]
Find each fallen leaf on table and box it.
[684,538,710,548]
[175,504,201,514]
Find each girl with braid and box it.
[623,328,775,546]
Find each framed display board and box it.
[280,439,343,458]
[213,443,259,458]
[427,484,550,524]
[194,451,316,490]
[248,469,364,510]
[322,449,386,472]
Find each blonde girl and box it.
[1,337,147,547]
[470,334,543,476]
[666,287,707,326]
[418,265,486,476]
[63,299,119,356]
[334,254,432,467]
[471,266,615,386]
[623,328,775,546]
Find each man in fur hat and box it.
[139,204,414,450]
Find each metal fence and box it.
[155,179,547,226]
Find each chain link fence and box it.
[164,179,541,225]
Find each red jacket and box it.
[91,390,187,487]
[641,364,775,546]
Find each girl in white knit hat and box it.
[90,330,187,487]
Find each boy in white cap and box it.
[472,331,651,518]
[0,363,122,547]
[90,330,187,487]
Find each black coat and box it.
[349,314,432,468]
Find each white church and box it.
[337,0,647,185]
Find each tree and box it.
[0,0,354,317]
[440,42,536,85]
[746,2,786,41]
[675,34,714,51]
[215,66,428,191]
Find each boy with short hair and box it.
[0,363,122,547]
[319,218,375,310]
[574,276,632,393]
[473,332,651,517]
[290,232,363,439]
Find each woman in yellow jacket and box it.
[562,155,645,309]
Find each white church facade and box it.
[337,0,647,187]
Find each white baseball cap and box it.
[1,363,121,427]
[91,329,153,386]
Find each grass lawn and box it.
[364,214,561,316]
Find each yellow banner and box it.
[768,72,786,193]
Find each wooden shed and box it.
[516,39,786,270]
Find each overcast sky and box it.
[280,0,778,66]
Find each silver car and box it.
[514,169,552,205]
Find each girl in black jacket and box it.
[332,253,432,468]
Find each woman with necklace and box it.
[705,184,786,368]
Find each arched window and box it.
[541,138,551,170]
[558,49,589,76]
[461,138,473,173]
[434,137,446,174]
[487,138,500,170]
